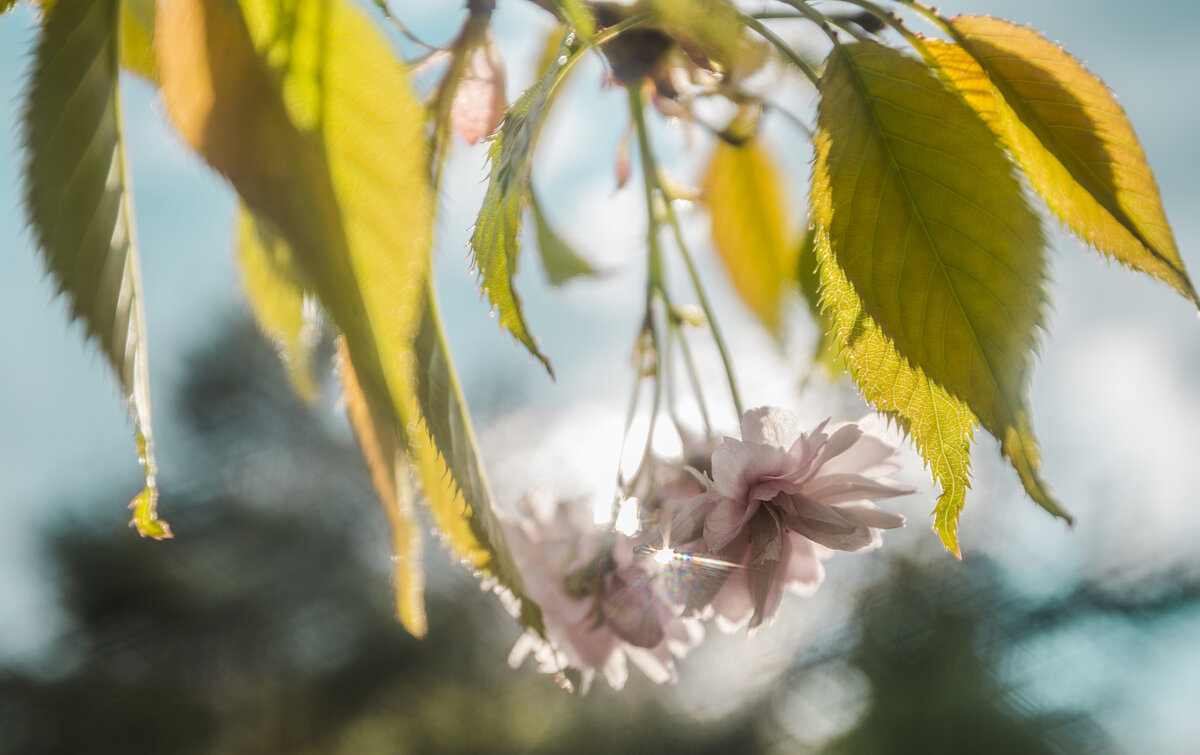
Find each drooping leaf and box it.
[413,289,541,634]
[24,0,167,538]
[815,228,976,556]
[119,0,156,81]
[156,0,539,632]
[339,341,426,637]
[234,205,319,404]
[530,191,600,286]
[931,16,1198,308]
[813,40,1068,521]
[470,35,576,376]
[550,0,595,41]
[702,135,794,334]
[795,224,841,379]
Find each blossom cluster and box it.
[501,407,914,691]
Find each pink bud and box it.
[451,30,506,145]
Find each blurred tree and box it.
[2,321,1196,754]
[0,321,762,755]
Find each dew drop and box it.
[565,32,576,46]
[556,54,568,67]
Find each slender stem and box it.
[660,196,745,418]
[372,0,439,50]
[773,0,838,42]
[737,11,821,85]
[833,0,940,62]
[889,0,955,36]
[629,84,745,419]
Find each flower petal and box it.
[834,501,906,530]
[711,437,788,501]
[818,432,901,477]
[802,472,916,505]
[704,496,759,552]
[784,498,877,551]
[602,576,667,649]
[783,533,825,595]
[741,406,806,447]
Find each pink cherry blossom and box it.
[450,28,506,146]
[503,492,702,692]
[666,407,913,630]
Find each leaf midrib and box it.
[834,42,1018,427]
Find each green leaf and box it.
[470,39,574,377]
[702,135,794,334]
[156,0,540,633]
[815,227,975,556]
[795,224,842,379]
[414,289,541,634]
[119,0,156,81]
[549,0,595,41]
[931,16,1199,309]
[2,0,20,16]
[530,191,600,286]
[234,205,319,404]
[24,0,168,538]
[813,40,1068,522]
[339,340,426,637]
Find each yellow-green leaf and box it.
[2,0,20,16]
[531,190,599,286]
[815,227,975,556]
[24,0,167,538]
[795,224,842,379]
[550,0,595,41]
[702,135,793,334]
[339,340,426,637]
[471,37,575,376]
[936,16,1198,308]
[119,0,156,81]
[813,40,1068,522]
[413,288,538,635]
[156,0,432,622]
[156,0,539,632]
[235,205,319,404]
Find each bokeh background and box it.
[2,1,1199,752]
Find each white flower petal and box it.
[741,406,806,447]
[704,496,759,552]
[801,473,916,505]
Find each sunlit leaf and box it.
[702,135,793,334]
[24,0,167,537]
[339,341,426,637]
[234,205,319,404]
[413,290,542,633]
[530,191,600,286]
[932,16,1198,308]
[813,40,1068,522]
[118,0,155,81]
[815,228,975,556]
[795,224,841,379]
[471,37,575,376]
[156,0,539,632]
[550,0,595,41]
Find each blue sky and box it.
[2,0,1200,748]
